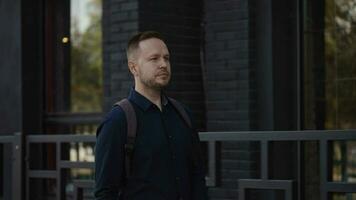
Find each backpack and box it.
[114,97,195,176]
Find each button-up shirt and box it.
[94,88,208,200]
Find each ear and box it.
[128,60,138,76]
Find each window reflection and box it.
[333,141,356,183]
[69,142,95,162]
[70,0,102,113]
[331,192,356,200]
[304,0,356,197]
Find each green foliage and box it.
[70,0,102,112]
[324,0,356,129]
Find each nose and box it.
[159,58,168,68]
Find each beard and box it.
[139,71,171,90]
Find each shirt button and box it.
[168,135,173,139]
[172,155,176,160]
[176,177,180,181]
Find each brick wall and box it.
[203,0,258,199]
[102,0,139,112]
[139,0,206,130]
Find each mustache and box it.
[156,70,170,76]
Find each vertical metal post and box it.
[261,140,269,180]
[297,140,302,200]
[238,186,245,200]
[297,0,303,197]
[296,0,302,131]
[25,136,31,200]
[320,139,328,200]
[208,141,216,186]
[56,141,61,200]
[25,137,29,200]
[3,143,11,200]
[256,0,275,131]
[12,132,22,200]
[285,181,293,200]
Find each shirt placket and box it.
[159,107,183,200]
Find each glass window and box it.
[332,141,356,183]
[304,0,356,129]
[38,1,102,198]
[43,0,103,135]
[330,193,356,200]
[70,0,103,113]
[303,0,356,199]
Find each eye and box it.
[150,57,158,61]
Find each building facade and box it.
[1,0,355,199]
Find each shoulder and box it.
[168,97,195,126]
[169,98,192,115]
[103,106,126,124]
[178,101,193,118]
[96,105,127,137]
[95,106,129,156]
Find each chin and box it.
[155,81,170,89]
[156,78,170,87]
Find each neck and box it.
[135,83,162,110]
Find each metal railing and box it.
[0,133,22,200]
[199,130,356,200]
[44,112,102,134]
[26,134,96,200]
[0,130,356,200]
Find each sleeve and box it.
[182,105,209,200]
[94,107,127,200]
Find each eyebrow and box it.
[147,53,170,58]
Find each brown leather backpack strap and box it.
[168,98,203,169]
[168,97,192,129]
[114,98,137,176]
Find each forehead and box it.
[138,38,169,55]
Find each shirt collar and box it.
[128,87,168,111]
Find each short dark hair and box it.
[126,31,165,59]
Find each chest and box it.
[134,107,193,157]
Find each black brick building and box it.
[1,0,356,199]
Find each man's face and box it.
[132,38,171,90]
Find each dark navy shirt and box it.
[94,88,208,200]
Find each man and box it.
[94,31,208,200]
